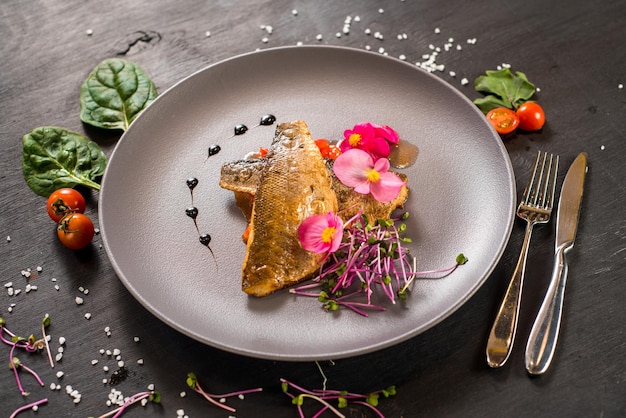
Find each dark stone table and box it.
[1,1,624,416]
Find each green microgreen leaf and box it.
[473,68,536,113]
[22,126,107,196]
[456,253,468,265]
[186,372,198,389]
[366,392,380,407]
[149,391,161,403]
[80,58,158,131]
[42,314,51,328]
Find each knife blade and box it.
[525,152,588,375]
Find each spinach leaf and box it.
[80,58,158,131]
[22,127,107,196]
[473,69,536,113]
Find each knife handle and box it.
[525,244,570,375]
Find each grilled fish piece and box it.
[220,155,409,224]
[241,121,337,297]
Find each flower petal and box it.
[374,125,400,144]
[298,212,344,253]
[370,171,406,202]
[333,148,373,187]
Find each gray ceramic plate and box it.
[99,46,515,361]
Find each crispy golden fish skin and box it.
[220,156,408,224]
[242,121,338,297]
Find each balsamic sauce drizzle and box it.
[186,113,277,266]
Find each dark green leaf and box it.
[473,69,536,113]
[80,58,158,131]
[473,95,512,113]
[22,127,106,196]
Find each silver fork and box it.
[486,151,559,368]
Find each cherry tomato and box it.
[486,107,520,135]
[57,213,94,250]
[516,102,545,131]
[47,188,86,222]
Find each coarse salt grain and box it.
[56,371,64,378]
[59,336,66,345]
[6,236,10,242]
[137,358,144,365]
[619,84,624,89]
[84,313,92,320]
[75,296,84,305]
[113,348,121,356]
[103,365,109,372]
[56,353,63,362]
[91,359,98,365]
[180,391,186,397]
[133,336,140,343]
[292,9,298,16]
[461,78,469,85]
[86,29,93,36]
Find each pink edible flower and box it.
[340,122,390,160]
[298,212,344,254]
[333,148,405,203]
[374,124,400,145]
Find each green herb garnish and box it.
[80,58,158,131]
[473,68,536,113]
[22,126,106,196]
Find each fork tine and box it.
[522,151,543,205]
[545,155,559,210]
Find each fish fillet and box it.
[241,121,337,297]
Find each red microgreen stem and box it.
[9,344,27,396]
[292,212,467,315]
[281,378,395,418]
[186,372,262,413]
[9,398,48,418]
[96,391,159,418]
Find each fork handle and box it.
[524,244,570,375]
[486,222,534,368]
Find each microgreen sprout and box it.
[186,372,262,413]
[1,319,47,396]
[41,314,54,368]
[9,398,48,418]
[292,212,467,316]
[10,356,45,394]
[95,390,160,418]
[281,378,396,418]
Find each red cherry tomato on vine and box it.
[516,102,546,131]
[47,188,86,222]
[57,213,94,250]
[486,107,520,135]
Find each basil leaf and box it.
[80,58,157,131]
[473,95,512,113]
[22,127,107,196]
[473,69,536,113]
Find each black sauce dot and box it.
[199,234,212,246]
[185,207,198,219]
[109,366,129,385]
[208,144,221,157]
[234,124,248,135]
[260,114,276,126]
[186,177,198,190]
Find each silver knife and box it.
[525,152,588,375]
